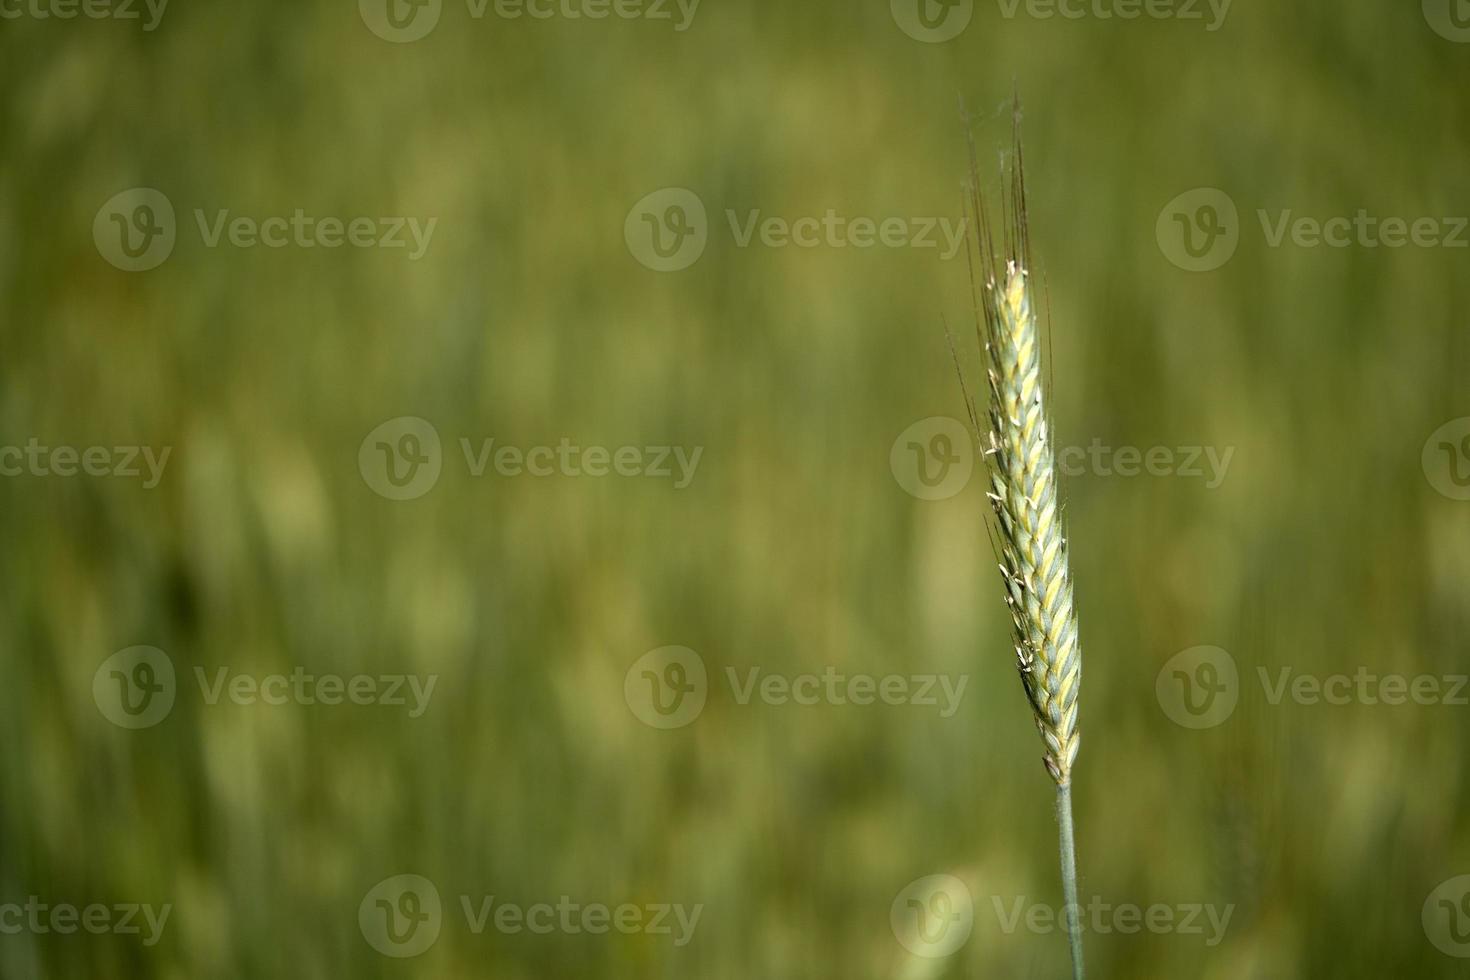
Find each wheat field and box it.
[1,2,1468,978]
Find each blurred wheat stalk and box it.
[951,104,1086,980]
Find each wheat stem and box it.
[1057,783,1085,980]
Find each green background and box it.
[1,0,1468,976]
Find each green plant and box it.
[951,106,1086,980]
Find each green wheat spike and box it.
[950,100,1086,980]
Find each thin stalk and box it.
[1056,783,1085,980]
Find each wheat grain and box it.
[950,101,1086,980]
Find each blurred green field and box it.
[2,1,1469,977]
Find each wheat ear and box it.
[950,105,1085,980]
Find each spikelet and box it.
[951,107,1082,787]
